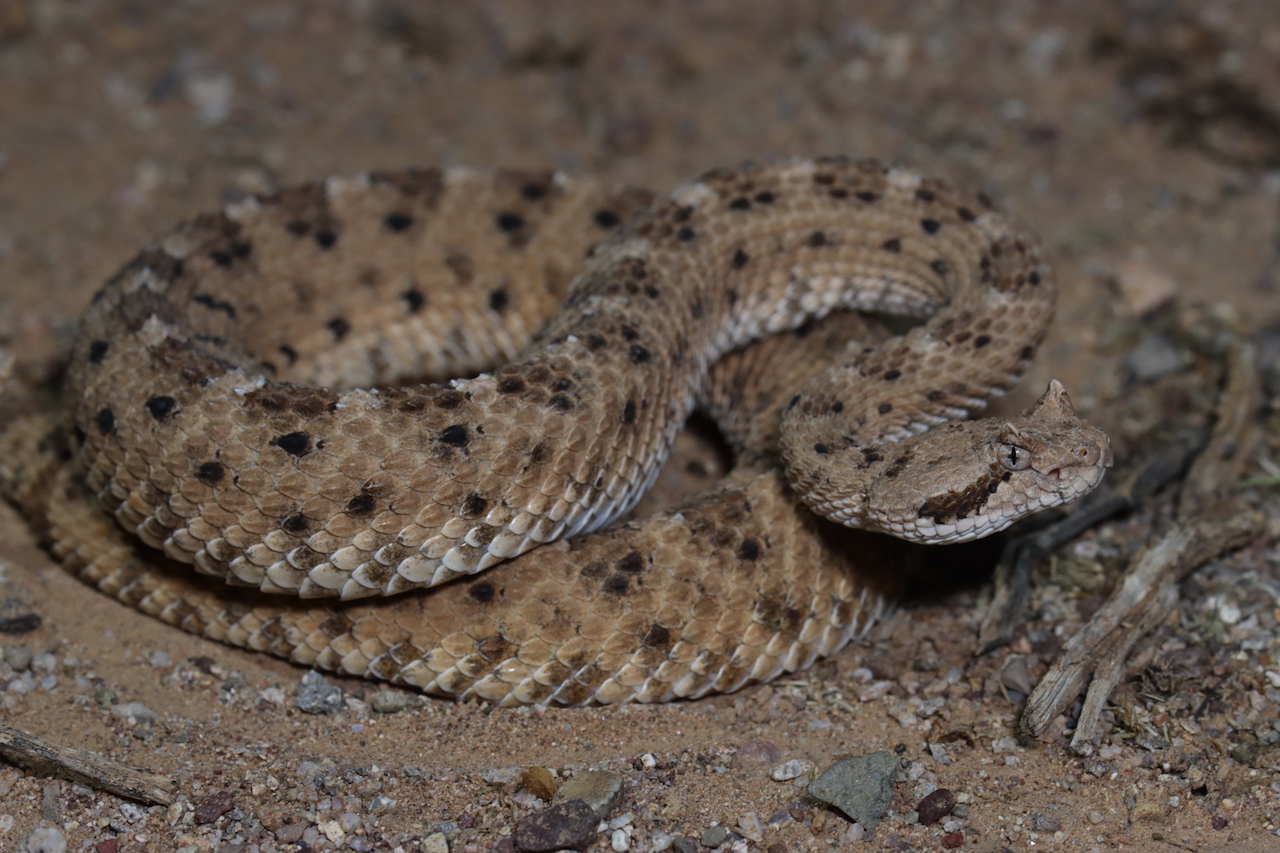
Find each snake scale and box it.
[0,158,1111,705]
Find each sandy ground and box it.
[0,1,1278,851]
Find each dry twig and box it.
[1018,339,1265,747]
[0,722,176,805]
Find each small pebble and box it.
[482,766,523,787]
[699,825,728,847]
[420,832,448,853]
[556,770,623,818]
[20,826,66,853]
[318,819,345,841]
[194,790,233,825]
[649,830,673,851]
[916,788,957,825]
[1115,259,1176,315]
[991,736,1019,753]
[110,702,159,724]
[371,689,414,713]
[522,766,557,801]
[671,837,699,853]
[274,822,307,844]
[295,670,343,715]
[1123,333,1185,382]
[3,645,32,672]
[836,824,865,844]
[41,778,61,819]
[999,656,1032,696]
[770,759,812,781]
[735,741,782,765]
[806,752,898,833]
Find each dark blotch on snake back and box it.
[145,396,177,421]
[272,432,312,457]
[438,425,469,448]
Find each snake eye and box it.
[999,443,1032,471]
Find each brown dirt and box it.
[0,2,1278,851]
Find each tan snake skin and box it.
[0,158,1111,705]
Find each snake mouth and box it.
[1042,457,1110,498]
[1046,434,1113,490]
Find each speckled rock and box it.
[194,790,234,824]
[806,751,898,832]
[514,799,598,852]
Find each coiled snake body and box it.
[0,159,1110,705]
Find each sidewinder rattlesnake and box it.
[0,158,1111,705]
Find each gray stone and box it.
[732,741,781,766]
[806,751,898,833]
[556,770,623,818]
[274,822,307,844]
[40,782,61,822]
[295,670,343,715]
[109,702,160,724]
[698,826,728,847]
[2,645,32,672]
[999,655,1033,696]
[420,832,449,853]
[480,766,523,788]
[371,689,414,713]
[19,827,66,853]
[1123,333,1184,382]
[770,758,813,781]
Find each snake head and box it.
[872,380,1113,544]
[994,379,1112,510]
